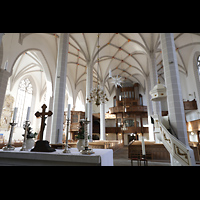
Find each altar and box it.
[0,148,113,166]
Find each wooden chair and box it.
[139,156,148,166]
[130,152,141,166]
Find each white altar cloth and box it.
[0,148,113,166]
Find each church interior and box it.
[0,33,200,166]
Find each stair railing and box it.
[152,114,192,166]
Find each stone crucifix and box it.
[35,104,53,141]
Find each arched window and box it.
[197,55,200,78]
[15,78,33,127]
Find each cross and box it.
[35,104,53,141]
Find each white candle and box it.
[67,104,71,119]
[4,60,8,71]
[13,107,18,121]
[109,69,112,78]
[141,136,146,155]
[26,107,31,121]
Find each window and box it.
[197,55,200,76]
[123,119,135,127]
[15,78,33,127]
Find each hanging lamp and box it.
[86,33,109,106]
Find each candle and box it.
[26,107,31,121]
[109,69,112,78]
[141,136,146,155]
[13,107,18,121]
[4,60,8,71]
[67,104,71,119]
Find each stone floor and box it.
[113,146,171,166]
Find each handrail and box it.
[152,114,192,166]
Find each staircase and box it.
[152,114,195,166]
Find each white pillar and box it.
[0,69,11,118]
[85,60,93,141]
[51,33,69,144]
[0,33,4,45]
[145,75,154,141]
[160,33,195,165]
[100,96,106,140]
[45,96,53,141]
[149,51,162,116]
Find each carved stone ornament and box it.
[0,94,14,131]
[149,81,167,101]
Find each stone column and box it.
[0,33,8,119]
[160,33,189,144]
[0,33,4,44]
[160,33,196,165]
[100,91,106,141]
[145,75,154,141]
[51,33,69,144]
[0,69,11,118]
[45,96,53,141]
[85,60,93,141]
[149,51,162,116]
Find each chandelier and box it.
[87,33,109,107]
[87,83,109,106]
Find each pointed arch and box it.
[75,90,85,111]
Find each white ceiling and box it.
[11,33,200,98]
[67,33,200,95]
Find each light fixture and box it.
[87,33,109,106]
[87,83,109,106]
[110,75,123,88]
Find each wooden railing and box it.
[109,105,147,114]
[183,99,197,110]
[105,126,149,133]
[152,114,193,166]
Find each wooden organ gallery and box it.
[109,83,148,145]
[70,83,149,146]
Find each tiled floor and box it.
[113,146,171,166]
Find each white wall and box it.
[185,47,200,122]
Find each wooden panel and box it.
[105,127,148,134]
[128,141,170,161]
[109,105,147,114]
[184,99,197,110]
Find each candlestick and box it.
[80,118,94,155]
[20,120,30,151]
[63,118,71,153]
[3,120,17,151]
[26,107,30,121]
